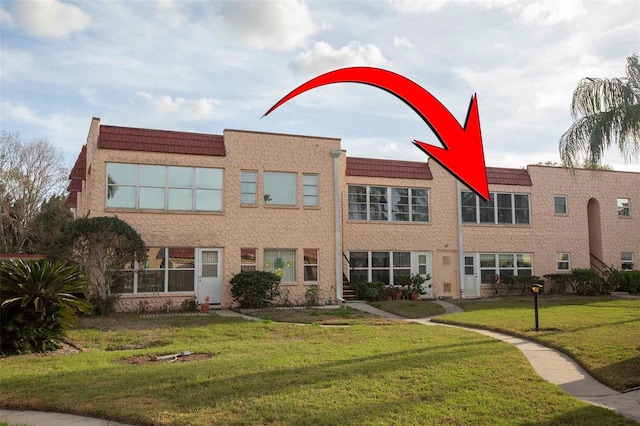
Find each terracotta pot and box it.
[385,295,393,301]
[393,291,403,300]
[410,293,420,301]
[200,304,210,313]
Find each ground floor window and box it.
[349,251,427,286]
[556,253,570,271]
[118,247,195,293]
[621,252,634,270]
[304,249,318,282]
[241,248,257,272]
[264,249,296,282]
[479,253,533,284]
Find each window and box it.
[240,248,257,272]
[556,253,570,271]
[461,191,530,225]
[240,171,257,204]
[621,252,634,270]
[479,253,533,283]
[304,249,318,281]
[264,172,296,205]
[106,163,222,211]
[303,174,318,207]
[554,195,567,215]
[348,186,429,222]
[349,251,412,286]
[119,247,195,294]
[264,249,296,282]
[618,198,630,217]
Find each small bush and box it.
[572,268,612,295]
[230,271,281,308]
[180,297,198,312]
[304,285,321,306]
[357,282,384,301]
[543,274,576,294]
[491,275,544,296]
[608,269,640,293]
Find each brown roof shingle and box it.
[69,145,86,180]
[67,180,82,192]
[65,191,77,207]
[98,125,226,156]
[346,157,432,180]
[486,167,532,186]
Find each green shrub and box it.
[543,274,576,294]
[0,259,92,355]
[357,282,384,301]
[230,271,281,308]
[304,284,321,306]
[572,268,612,295]
[608,269,640,293]
[491,275,544,296]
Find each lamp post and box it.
[532,284,543,331]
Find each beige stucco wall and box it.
[83,122,341,308]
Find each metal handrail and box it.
[342,252,364,295]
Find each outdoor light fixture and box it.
[532,284,543,331]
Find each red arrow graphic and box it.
[263,67,489,200]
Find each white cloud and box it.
[136,92,221,121]
[393,35,413,48]
[520,0,586,26]
[390,0,451,13]
[291,41,391,75]
[156,0,188,29]
[214,0,318,51]
[0,6,13,25]
[12,0,91,38]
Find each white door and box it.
[412,252,433,297]
[197,248,221,304]
[463,254,480,298]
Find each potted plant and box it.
[394,276,411,299]
[382,285,395,301]
[200,296,210,313]
[409,274,430,300]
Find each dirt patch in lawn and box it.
[119,353,214,365]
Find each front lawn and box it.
[241,306,398,325]
[0,315,635,425]
[433,296,640,391]
[370,300,445,318]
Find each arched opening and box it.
[587,198,603,268]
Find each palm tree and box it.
[559,54,640,168]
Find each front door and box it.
[463,254,480,298]
[411,252,433,297]
[197,248,221,304]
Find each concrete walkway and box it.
[0,409,130,425]
[347,300,640,423]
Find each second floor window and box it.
[264,172,296,205]
[554,195,567,215]
[462,191,530,225]
[106,163,222,211]
[348,186,429,222]
[617,198,630,217]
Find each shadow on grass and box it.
[519,405,637,426]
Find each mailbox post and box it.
[532,284,543,331]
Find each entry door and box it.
[411,252,433,297]
[464,254,480,298]
[197,248,221,304]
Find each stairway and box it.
[342,274,358,301]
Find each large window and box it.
[349,251,413,286]
[348,186,429,222]
[264,249,296,282]
[618,198,630,217]
[462,191,530,225]
[118,247,195,294]
[621,252,634,270]
[479,253,532,283]
[106,163,222,211]
[264,172,296,205]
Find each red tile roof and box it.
[98,125,226,156]
[346,157,432,180]
[486,167,532,186]
[65,191,77,207]
[69,145,86,180]
[67,180,82,192]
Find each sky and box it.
[1,0,639,173]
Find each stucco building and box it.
[67,118,639,310]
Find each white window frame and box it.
[462,191,530,225]
[554,195,567,215]
[348,251,426,286]
[556,253,570,271]
[303,248,319,282]
[119,247,196,294]
[478,253,533,284]
[617,198,630,217]
[240,171,257,205]
[621,252,634,270]
[347,186,430,222]
[240,248,257,272]
[263,172,297,206]
[106,163,223,211]
[303,174,319,207]
[264,249,296,283]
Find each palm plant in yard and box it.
[0,259,92,355]
[560,54,640,167]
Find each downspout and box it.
[331,149,346,304]
[457,180,465,299]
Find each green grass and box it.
[0,315,636,425]
[370,300,445,318]
[242,307,398,325]
[433,296,640,391]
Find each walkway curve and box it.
[346,300,640,423]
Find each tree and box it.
[32,195,74,255]
[49,216,147,315]
[0,132,69,253]
[559,54,640,168]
